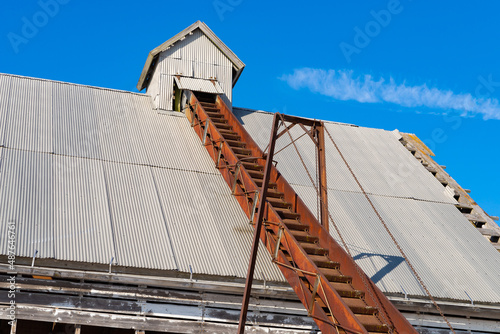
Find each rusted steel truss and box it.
[184,91,417,334]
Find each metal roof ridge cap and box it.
[136,21,204,91]
[149,20,203,56]
[233,106,361,127]
[233,106,274,114]
[197,21,245,69]
[234,106,414,132]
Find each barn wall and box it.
[145,29,233,111]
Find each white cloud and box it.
[280,68,500,120]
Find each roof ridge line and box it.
[233,106,360,128]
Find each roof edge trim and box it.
[0,72,148,97]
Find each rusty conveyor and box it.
[184,91,417,334]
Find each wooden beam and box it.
[401,132,500,247]
[0,264,296,300]
[9,320,16,334]
[0,276,307,316]
[75,325,81,334]
[0,291,316,329]
[0,306,316,333]
[478,228,500,237]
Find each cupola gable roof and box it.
[137,21,245,92]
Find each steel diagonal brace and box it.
[308,275,321,315]
[216,141,224,167]
[276,122,296,140]
[232,162,242,194]
[237,113,281,334]
[272,227,284,260]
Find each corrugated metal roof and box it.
[292,185,500,303]
[134,104,220,174]
[234,108,456,204]
[1,72,500,303]
[53,155,115,264]
[233,107,500,304]
[0,149,53,259]
[102,162,177,270]
[0,74,11,147]
[3,75,52,152]
[0,73,283,281]
[174,76,224,94]
[153,168,282,281]
[52,81,101,159]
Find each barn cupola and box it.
[137,21,245,111]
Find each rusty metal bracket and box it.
[232,162,242,194]
[308,275,321,315]
[216,141,224,167]
[276,122,297,140]
[318,279,335,327]
[272,259,318,277]
[273,227,284,260]
[249,191,259,223]
[189,102,199,127]
[202,119,210,145]
[298,123,318,146]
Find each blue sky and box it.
[1,0,499,223]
